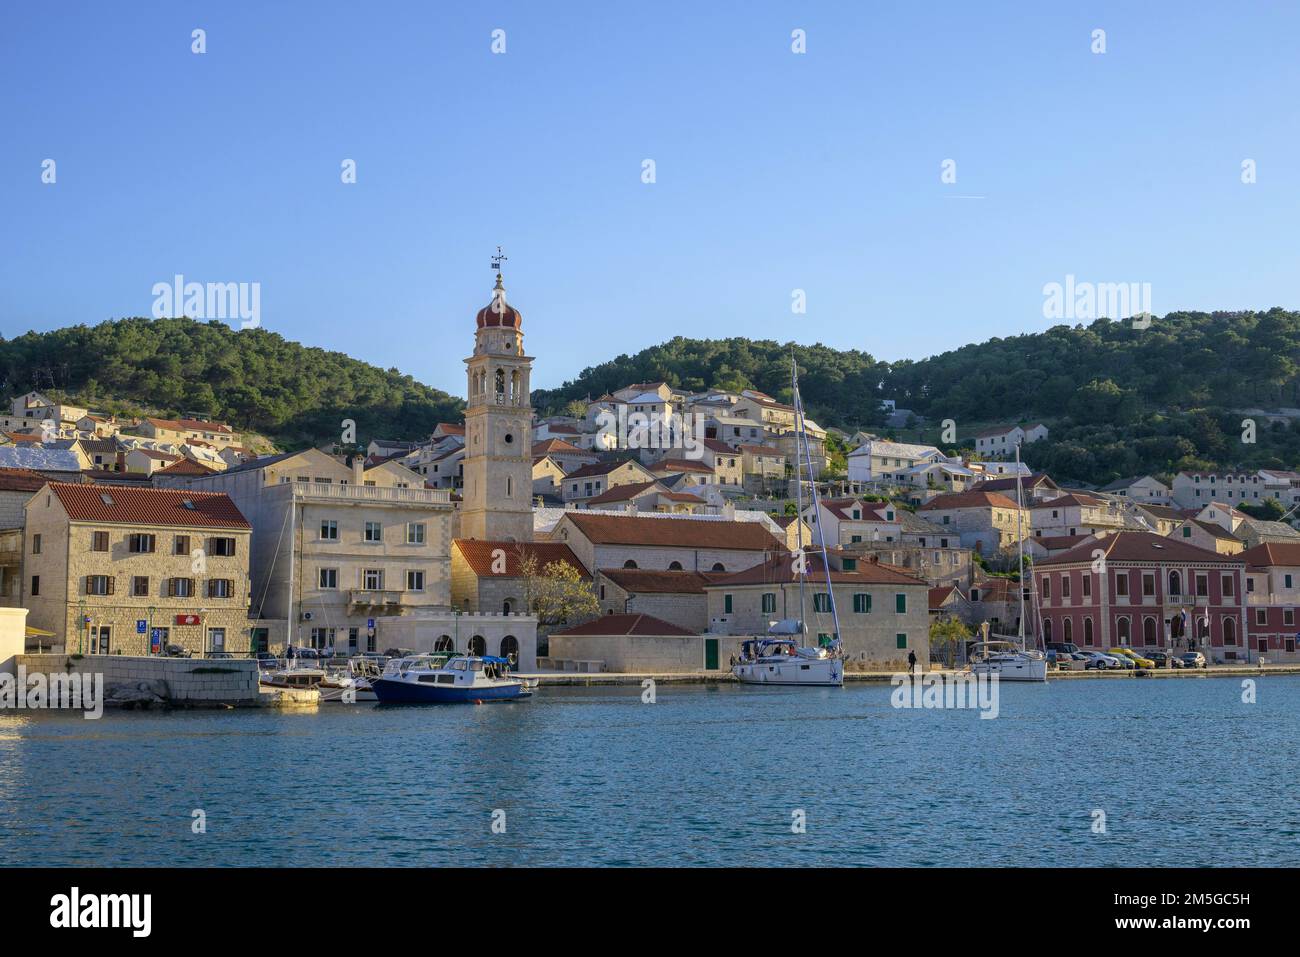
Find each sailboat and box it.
[731,357,844,687]
[968,445,1048,682]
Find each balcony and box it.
[348,589,410,611]
[280,482,452,506]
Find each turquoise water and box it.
[0,676,1294,867]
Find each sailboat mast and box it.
[1015,445,1026,650]
[791,355,842,651]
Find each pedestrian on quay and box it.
[908,649,918,674]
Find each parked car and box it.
[1108,647,1156,669]
[1181,651,1208,669]
[1078,650,1122,670]
[1145,651,1183,669]
[162,644,192,658]
[1046,642,1082,657]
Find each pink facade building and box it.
[1035,532,1249,661]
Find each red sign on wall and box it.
[175,614,201,625]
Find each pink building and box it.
[1035,532,1249,661]
[1240,541,1300,661]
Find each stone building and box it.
[594,568,723,632]
[916,489,1030,556]
[23,482,253,655]
[450,539,589,615]
[549,511,785,574]
[703,551,931,670]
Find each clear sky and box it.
[3,1,1299,394]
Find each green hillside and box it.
[0,317,464,449]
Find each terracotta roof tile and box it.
[452,540,589,578]
[550,613,696,638]
[918,490,1022,511]
[559,512,782,551]
[46,482,250,528]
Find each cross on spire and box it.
[491,246,508,277]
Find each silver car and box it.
[1079,650,1122,670]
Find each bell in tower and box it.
[459,251,535,543]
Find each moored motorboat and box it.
[371,654,530,704]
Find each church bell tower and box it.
[458,251,535,542]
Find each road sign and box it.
[150,629,162,654]
[136,619,147,634]
[367,618,375,629]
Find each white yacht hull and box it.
[733,656,843,687]
[970,657,1048,682]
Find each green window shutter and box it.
[896,634,907,649]
[842,558,857,570]
[895,593,907,613]
[724,594,733,614]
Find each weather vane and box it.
[491,246,508,274]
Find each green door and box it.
[704,638,719,670]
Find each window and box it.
[91,531,108,552]
[813,593,831,613]
[761,592,776,614]
[128,533,156,553]
[132,576,149,597]
[1224,617,1237,645]
[1196,574,1208,597]
[623,560,637,569]
[1083,617,1094,646]
[168,577,195,598]
[895,593,907,613]
[842,558,857,571]
[1142,574,1155,597]
[1116,573,1129,597]
[1169,571,1181,596]
[724,594,734,614]
[348,627,359,651]
[1221,575,1234,597]
[896,634,907,649]
[407,523,426,545]
[320,520,338,541]
[85,575,114,596]
[853,593,871,613]
[31,533,40,554]
[1116,617,1130,644]
[668,561,683,571]
[363,569,384,590]
[1061,576,1071,598]
[174,535,189,555]
[1063,618,1073,643]
[1286,608,1295,627]
[1288,575,1295,589]
[1143,617,1157,645]
[364,522,383,543]
[208,537,236,557]
[1182,526,1192,538]
[407,570,425,592]
[30,576,39,596]
[207,579,233,599]
[1041,576,1051,599]
[1082,575,1091,598]
[711,562,726,572]
[319,568,338,589]
[1256,609,1268,626]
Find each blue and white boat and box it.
[371,654,531,704]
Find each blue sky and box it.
[3,1,1299,394]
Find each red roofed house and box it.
[549,511,784,575]
[1036,532,1248,661]
[561,459,657,504]
[24,482,253,655]
[1241,541,1300,661]
[450,539,589,618]
[704,551,932,670]
[917,490,1030,555]
[547,612,709,673]
[135,416,241,449]
[1030,492,1128,538]
[530,438,598,473]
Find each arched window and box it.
[1063,618,1073,644]
[435,635,453,652]
[500,635,519,662]
[668,561,683,570]
[510,369,521,405]
[1117,617,1131,645]
[1042,618,1052,642]
[469,635,486,656]
[1143,617,1157,645]
[495,368,506,400]
[502,600,512,615]
[1083,617,1094,646]
[1168,571,1181,596]
[1223,617,1236,645]
[711,562,726,572]
[623,560,638,569]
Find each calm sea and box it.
[0,675,1293,867]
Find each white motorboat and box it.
[371,654,530,704]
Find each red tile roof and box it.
[918,490,1021,511]
[708,552,927,587]
[559,512,783,551]
[532,438,588,456]
[46,482,250,528]
[584,480,664,504]
[650,458,714,474]
[1038,531,1239,566]
[1030,492,1108,510]
[550,613,696,638]
[1239,541,1300,569]
[156,458,218,475]
[599,568,724,594]
[566,460,649,480]
[452,540,589,578]
[929,585,959,609]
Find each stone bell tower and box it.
[458,255,535,542]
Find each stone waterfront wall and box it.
[16,654,261,706]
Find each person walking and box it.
[908,648,918,674]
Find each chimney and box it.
[352,454,365,485]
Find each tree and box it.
[929,617,972,668]
[519,553,600,632]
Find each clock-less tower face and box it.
[459,273,535,543]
